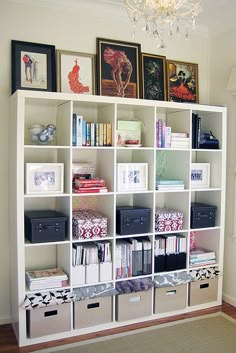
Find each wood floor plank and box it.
[0,302,235,353]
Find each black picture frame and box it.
[11,40,56,94]
[141,53,167,101]
[96,37,141,99]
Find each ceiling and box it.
[5,0,236,36]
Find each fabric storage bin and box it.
[74,296,112,329]
[27,302,71,338]
[72,209,107,239]
[116,289,152,321]
[24,210,67,243]
[116,206,151,235]
[191,203,217,229]
[155,208,183,232]
[154,284,187,314]
[189,278,218,306]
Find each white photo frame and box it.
[191,163,210,189]
[25,163,64,194]
[117,163,148,192]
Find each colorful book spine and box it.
[76,115,83,147]
[86,122,91,146]
[106,123,112,146]
[72,113,77,146]
[82,119,87,146]
[90,122,95,147]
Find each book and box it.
[156,178,184,185]
[25,267,67,281]
[73,187,108,193]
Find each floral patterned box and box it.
[155,207,183,232]
[72,209,108,239]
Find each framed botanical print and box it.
[97,38,141,99]
[167,59,199,103]
[11,40,56,94]
[56,50,95,94]
[141,53,166,101]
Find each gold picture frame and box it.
[167,59,199,103]
[56,49,95,94]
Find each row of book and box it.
[189,248,216,267]
[156,178,185,191]
[72,241,112,266]
[154,234,187,256]
[25,268,68,291]
[116,238,152,279]
[156,119,190,149]
[72,114,112,147]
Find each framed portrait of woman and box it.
[167,59,199,103]
[56,50,95,94]
[96,38,141,99]
[141,53,166,101]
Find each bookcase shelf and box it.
[10,90,227,347]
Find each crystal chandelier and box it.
[123,0,202,49]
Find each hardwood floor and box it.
[0,301,235,353]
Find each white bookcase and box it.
[10,90,227,347]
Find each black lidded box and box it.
[191,202,217,229]
[116,206,151,235]
[25,210,68,243]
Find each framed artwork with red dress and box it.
[97,38,141,99]
[56,50,95,94]
[167,59,199,103]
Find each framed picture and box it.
[56,50,95,94]
[191,163,210,189]
[141,53,166,101]
[166,59,199,103]
[97,37,141,99]
[117,163,148,192]
[25,163,64,194]
[11,40,56,94]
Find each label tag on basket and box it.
[129,296,141,303]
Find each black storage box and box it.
[191,203,217,229]
[25,210,68,243]
[116,206,151,235]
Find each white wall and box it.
[209,28,236,306]
[0,0,210,324]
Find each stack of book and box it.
[73,178,108,193]
[25,267,68,291]
[156,178,185,191]
[189,248,216,267]
[171,132,190,149]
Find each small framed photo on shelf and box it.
[166,59,199,103]
[117,163,148,192]
[97,37,141,98]
[56,49,95,94]
[191,163,210,189]
[11,40,56,94]
[141,53,166,101]
[25,163,64,194]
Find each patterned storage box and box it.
[155,207,183,232]
[72,209,108,239]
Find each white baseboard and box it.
[0,315,11,325]
[223,292,236,307]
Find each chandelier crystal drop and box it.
[123,0,202,49]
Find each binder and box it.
[132,250,142,276]
[143,249,152,275]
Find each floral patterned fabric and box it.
[155,207,183,232]
[116,278,153,294]
[23,289,75,310]
[154,271,192,288]
[74,283,118,301]
[190,267,220,281]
